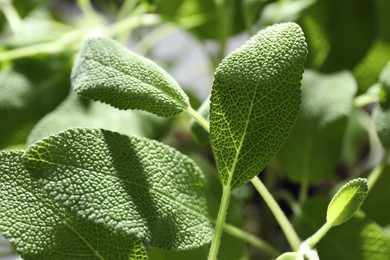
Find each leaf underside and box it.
[0,150,147,260]
[23,128,213,250]
[71,37,189,117]
[210,22,307,189]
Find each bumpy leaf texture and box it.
[326,178,368,226]
[294,196,390,260]
[71,37,189,117]
[210,22,307,189]
[23,128,213,250]
[0,150,147,260]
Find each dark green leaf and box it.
[71,37,190,117]
[23,128,213,250]
[0,150,147,259]
[210,22,307,189]
[277,70,356,184]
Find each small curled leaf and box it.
[326,178,368,226]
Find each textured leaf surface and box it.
[327,178,368,226]
[210,22,307,189]
[27,94,169,144]
[373,62,390,149]
[0,150,147,259]
[24,128,213,250]
[294,196,390,260]
[277,70,357,183]
[71,37,189,117]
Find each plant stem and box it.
[353,91,380,108]
[367,150,389,193]
[223,223,281,256]
[186,106,210,132]
[251,177,301,251]
[208,185,231,260]
[0,0,21,33]
[305,221,333,249]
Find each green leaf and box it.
[276,252,304,260]
[294,196,390,260]
[0,150,147,259]
[327,178,368,226]
[23,128,213,250]
[373,61,390,148]
[27,94,170,144]
[277,70,357,184]
[71,37,190,117]
[210,22,307,189]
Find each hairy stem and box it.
[223,223,280,256]
[305,221,333,249]
[251,177,301,251]
[0,0,21,33]
[208,185,231,260]
[186,106,210,132]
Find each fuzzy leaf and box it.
[23,128,213,250]
[277,70,357,183]
[27,94,169,144]
[373,61,390,149]
[0,150,147,259]
[327,178,368,226]
[294,196,390,260]
[210,22,307,189]
[71,37,189,117]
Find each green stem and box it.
[208,185,231,260]
[188,108,301,251]
[367,150,389,193]
[223,223,280,257]
[0,0,21,33]
[186,106,210,132]
[353,92,380,108]
[251,177,301,251]
[305,221,333,249]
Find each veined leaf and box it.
[0,150,147,259]
[277,70,357,184]
[27,94,169,144]
[210,22,307,189]
[23,128,213,250]
[71,37,190,117]
[326,178,368,226]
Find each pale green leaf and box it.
[277,70,357,183]
[71,37,189,117]
[327,178,368,226]
[373,61,390,149]
[294,196,390,260]
[0,150,147,259]
[210,22,307,189]
[23,128,213,250]
[276,252,304,260]
[27,94,169,144]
